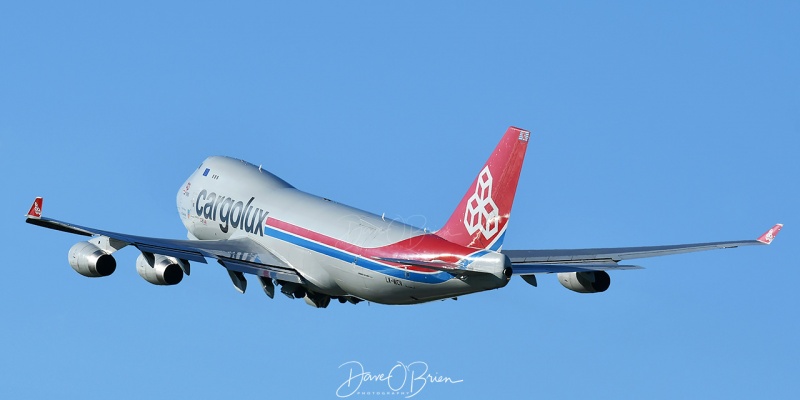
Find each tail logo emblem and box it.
[464,166,499,239]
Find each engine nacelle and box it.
[304,292,331,308]
[68,241,117,277]
[136,254,186,285]
[558,271,611,293]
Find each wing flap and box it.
[26,217,93,236]
[218,257,303,284]
[135,243,207,263]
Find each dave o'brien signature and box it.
[336,360,463,398]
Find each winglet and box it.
[757,224,783,244]
[26,197,43,219]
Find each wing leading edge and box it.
[503,224,783,275]
[25,197,302,284]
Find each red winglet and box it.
[756,224,783,244]
[27,197,43,218]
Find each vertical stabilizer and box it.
[436,126,530,250]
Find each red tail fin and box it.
[436,126,530,250]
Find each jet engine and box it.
[304,291,331,308]
[68,241,117,277]
[557,271,611,293]
[136,253,188,285]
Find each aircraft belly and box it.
[263,234,472,304]
[262,237,343,294]
[345,261,477,304]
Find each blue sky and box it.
[1,1,797,399]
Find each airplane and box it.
[25,127,783,308]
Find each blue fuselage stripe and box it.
[263,227,454,284]
[488,231,506,251]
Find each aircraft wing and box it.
[25,198,302,284]
[503,224,783,275]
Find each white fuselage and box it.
[176,156,509,304]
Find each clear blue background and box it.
[1,1,797,399]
